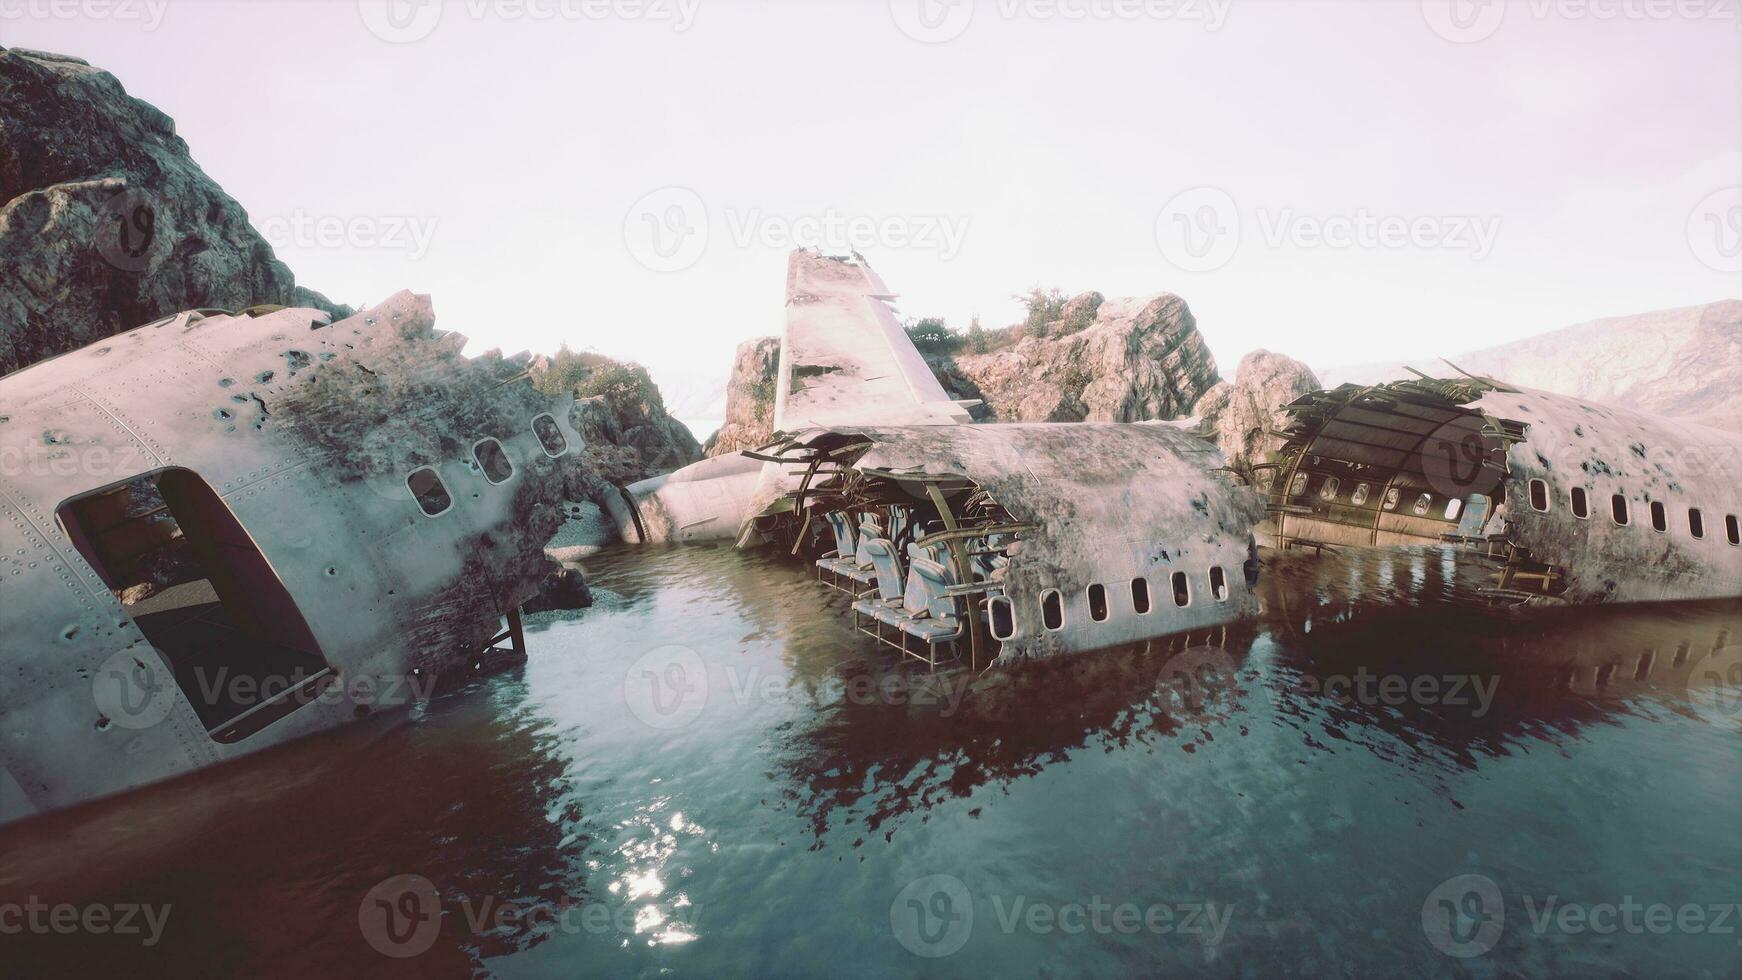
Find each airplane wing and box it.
[774,250,977,432]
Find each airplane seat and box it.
[815,511,865,585]
[851,538,909,626]
[899,559,963,643]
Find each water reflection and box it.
[1,543,1736,976]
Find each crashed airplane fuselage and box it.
[605,250,1266,668]
[0,294,581,825]
[1265,376,1742,604]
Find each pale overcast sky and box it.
[6,0,1740,419]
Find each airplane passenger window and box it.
[1171,571,1191,607]
[1041,590,1064,631]
[408,467,453,517]
[1528,479,1550,512]
[1650,501,1667,533]
[1319,477,1341,501]
[1383,488,1401,511]
[1689,508,1705,540]
[1570,487,1590,519]
[1728,515,1740,546]
[1289,473,1309,497]
[1209,567,1229,602]
[472,438,514,484]
[1445,498,1463,521]
[1131,577,1151,614]
[1350,484,1371,507]
[1088,583,1109,622]
[1611,494,1629,526]
[532,413,568,457]
[989,597,1015,641]
[1412,493,1432,517]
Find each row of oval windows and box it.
[1526,479,1742,545]
[987,568,1233,640]
[1289,473,1464,521]
[406,414,569,517]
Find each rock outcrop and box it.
[929,292,1220,423]
[530,354,702,505]
[705,335,780,456]
[1322,300,1742,431]
[0,47,351,377]
[1191,350,1322,485]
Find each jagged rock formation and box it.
[929,293,1220,423]
[705,336,780,456]
[0,46,350,378]
[530,355,702,505]
[1322,300,1742,431]
[1191,350,1322,486]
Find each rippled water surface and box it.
[4,545,1739,977]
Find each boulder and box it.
[1191,350,1321,486]
[0,47,351,377]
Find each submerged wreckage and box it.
[608,251,1267,670]
[1264,376,1742,604]
[0,295,580,825]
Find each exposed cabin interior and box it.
[55,468,333,742]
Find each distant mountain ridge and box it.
[1321,300,1742,431]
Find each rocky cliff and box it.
[531,352,702,503]
[1322,300,1742,431]
[0,47,350,377]
[704,336,780,456]
[1190,350,1322,485]
[930,292,1221,423]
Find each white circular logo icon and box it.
[1420,0,1506,43]
[94,187,169,275]
[358,0,444,43]
[1155,643,1239,714]
[359,874,442,958]
[890,874,973,957]
[1154,187,1240,273]
[890,0,974,43]
[92,648,176,731]
[1687,187,1742,274]
[1421,873,1504,958]
[1418,414,1505,504]
[623,644,709,729]
[623,186,708,273]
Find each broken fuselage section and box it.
[0,294,582,825]
[745,423,1265,669]
[1263,376,1742,605]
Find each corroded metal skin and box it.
[1268,377,1742,604]
[0,294,581,825]
[768,423,1264,663]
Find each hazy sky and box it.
[6,0,1740,416]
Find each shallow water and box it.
[3,545,1739,978]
